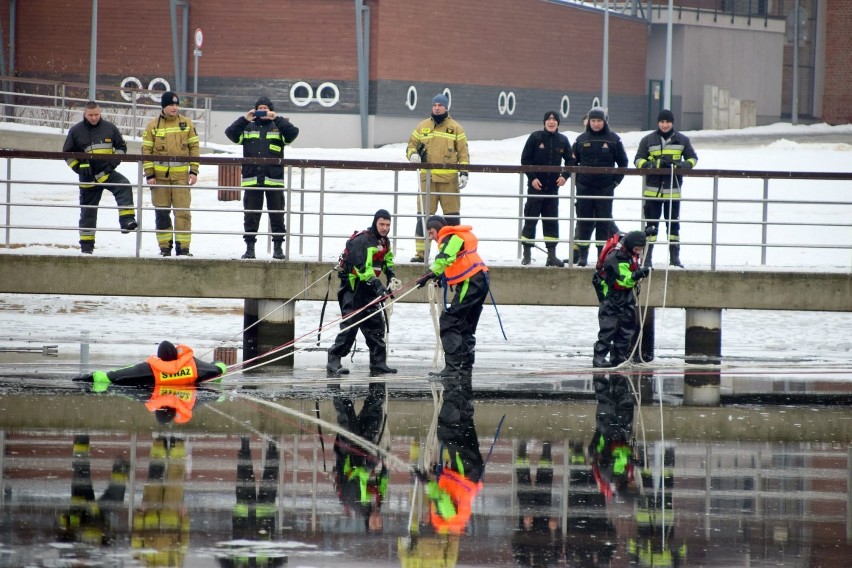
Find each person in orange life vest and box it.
[77,340,226,391]
[424,388,484,535]
[327,209,398,376]
[332,382,389,533]
[416,215,489,391]
[593,231,650,368]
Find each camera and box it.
[254,110,268,118]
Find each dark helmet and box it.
[154,406,177,424]
[623,231,647,251]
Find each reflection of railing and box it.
[545,0,779,26]
[0,76,212,145]
[1,149,852,271]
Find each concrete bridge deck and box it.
[1,254,851,312]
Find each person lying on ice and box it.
[76,340,227,391]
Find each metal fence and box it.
[1,149,852,271]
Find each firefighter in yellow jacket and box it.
[406,93,470,263]
[142,91,200,257]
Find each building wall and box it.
[648,14,785,130]
[821,0,852,123]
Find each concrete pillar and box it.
[243,299,295,369]
[684,308,721,405]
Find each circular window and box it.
[120,77,143,102]
[316,82,340,107]
[290,81,313,107]
[561,95,570,118]
[147,78,171,103]
[505,91,516,115]
[406,86,417,110]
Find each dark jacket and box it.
[572,122,628,190]
[600,243,641,304]
[520,129,575,192]
[634,129,698,192]
[63,118,127,182]
[341,227,394,293]
[225,116,299,186]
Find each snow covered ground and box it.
[1,121,852,376]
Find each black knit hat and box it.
[426,215,447,232]
[543,110,560,125]
[255,96,275,111]
[623,231,647,251]
[588,106,607,121]
[161,91,179,108]
[657,109,675,123]
[157,340,178,361]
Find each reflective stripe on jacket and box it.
[63,118,127,188]
[141,113,200,179]
[224,115,299,186]
[146,344,199,385]
[406,116,469,183]
[634,130,698,198]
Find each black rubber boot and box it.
[577,246,590,267]
[370,361,398,375]
[176,244,192,256]
[119,215,138,234]
[546,244,565,267]
[644,244,654,267]
[326,354,349,375]
[80,241,94,254]
[592,342,611,368]
[669,244,684,268]
[272,242,285,260]
[242,242,256,260]
[521,244,532,266]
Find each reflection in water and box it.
[131,435,190,566]
[1,372,852,566]
[332,382,388,533]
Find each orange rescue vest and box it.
[437,225,488,286]
[429,469,482,534]
[144,385,197,424]
[146,344,199,385]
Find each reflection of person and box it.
[77,340,226,391]
[416,216,489,386]
[132,436,190,565]
[634,109,698,268]
[589,374,636,499]
[225,96,299,261]
[327,209,398,376]
[631,441,684,567]
[63,101,137,254]
[571,107,628,267]
[511,441,558,567]
[519,111,575,267]
[592,231,650,368]
[424,374,484,535]
[332,382,388,532]
[406,93,470,263]
[142,91,200,257]
[57,434,129,545]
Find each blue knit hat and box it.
[432,94,449,107]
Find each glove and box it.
[78,168,96,184]
[416,271,436,288]
[632,267,651,280]
[644,225,658,237]
[641,159,656,169]
[409,153,421,163]
[677,160,693,169]
[385,270,396,284]
[458,172,469,190]
[371,278,389,298]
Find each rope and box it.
[198,268,335,359]
[426,281,444,370]
[226,281,422,375]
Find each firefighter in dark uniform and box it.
[63,101,137,254]
[571,107,629,267]
[519,110,575,267]
[225,96,299,261]
[326,209,398,376]
[634,109,699,268]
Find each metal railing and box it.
[1,149,852,272]
[0,76,212,145]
